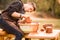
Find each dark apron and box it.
[0,13,24,35]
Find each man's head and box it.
[24,2,36,12]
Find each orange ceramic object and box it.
[46,27,53,33]
[0,31,7,35]
[40,28,44,32]
[25,17,32,23]
[32,23,39,33]
[43,24,53,30]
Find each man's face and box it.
[24,4,34,12]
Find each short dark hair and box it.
[27,2,36,11]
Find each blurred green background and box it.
[0,0,60,18]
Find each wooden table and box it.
[24,30,60,40]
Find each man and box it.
[0,0,25,40]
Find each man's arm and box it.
[11,12,21,18]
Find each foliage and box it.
[55,2,60,18]
[0,0,60,18]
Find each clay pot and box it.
[32,23,39,33]
[25,17,32,23]
[40,28,44,32]
[0,31,7,36]
[46,26,53,33]
[43,24,53,30]
[43,24,47,30]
